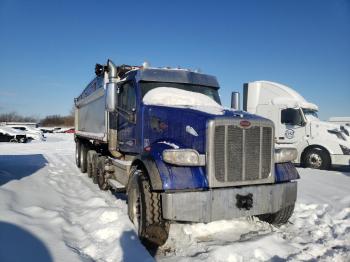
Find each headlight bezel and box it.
[274,148,298,163]
[162,149,206,166]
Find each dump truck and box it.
[74,60,299,247]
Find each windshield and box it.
[302,108,319,121]
[140,81,221,105]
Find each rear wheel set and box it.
[96,156,110,190]
[75,140,169,247]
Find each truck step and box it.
[107,179,126,192]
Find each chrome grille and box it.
[207,119,274,187]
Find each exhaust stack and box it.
[231,92,240,110]
[107,59,122,158]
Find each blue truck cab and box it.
[74,60,299,247]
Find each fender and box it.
[132,153,163,190]
[132,141,208,191]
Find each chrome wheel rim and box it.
[75,144,79,164]
[130,186,141,233]
[80,147,84,166]
[309,153,322,168]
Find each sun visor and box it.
[271,98,318,111]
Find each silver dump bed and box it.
[75,76,108,141]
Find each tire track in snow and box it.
[0,135,153,262]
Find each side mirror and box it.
[106,82,118,112]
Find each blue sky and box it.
[0,0,349,120]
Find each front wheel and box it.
[257,204,295,226]
[127,169,169,248]
[303,148,331,170]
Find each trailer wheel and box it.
[302,148,330,170]
[127,169,169,248]
[96,156,110,191]
[257,204,295,226]
[75,141,81,168]
[87,150,97,178]
[9,138,18,143]
[80,143,88,173]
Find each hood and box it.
[142,86,270,152]
[143,104,268,153]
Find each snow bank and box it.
[0,134,153,262]
[143,87,224,115]
[157,168,350,261]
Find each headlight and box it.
[162,149,205,166]
[340,145,350,155]
[274,148,298,163]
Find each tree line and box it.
[0,112,74,127]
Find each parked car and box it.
[7,125,46,141]
[40,127,55,133]
[64,128,75,133]
[0,126,28,143]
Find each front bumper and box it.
[331,154,350,166]
[162,182,297,223]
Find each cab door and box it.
[277,108,307,144]
[117,81,137,153]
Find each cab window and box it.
[281,108,304,126]
[119,82,136,112]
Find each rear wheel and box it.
[92,153,100,184]
[257,204,295,226]
[303,148,330,170]
[97,156,110,190]
[87,150,97,178]
[75,141,81,168]
[80,143,88,173]
[127,169,169,248]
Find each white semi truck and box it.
[232,81,350,169]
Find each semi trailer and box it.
[74,60,299,247]
[233,81,350,169]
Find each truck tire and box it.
[75,141,81,168]
[127,169,169,248]
[303,148,330,170]
[257,204,295,226]
[91,153,100,184]
[87,150,97,178]
[97,156,110,190]
[80,143,88,173]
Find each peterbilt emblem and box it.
[285,129,295,139]
[240,120,251,128]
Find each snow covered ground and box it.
[0,134,349,262]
